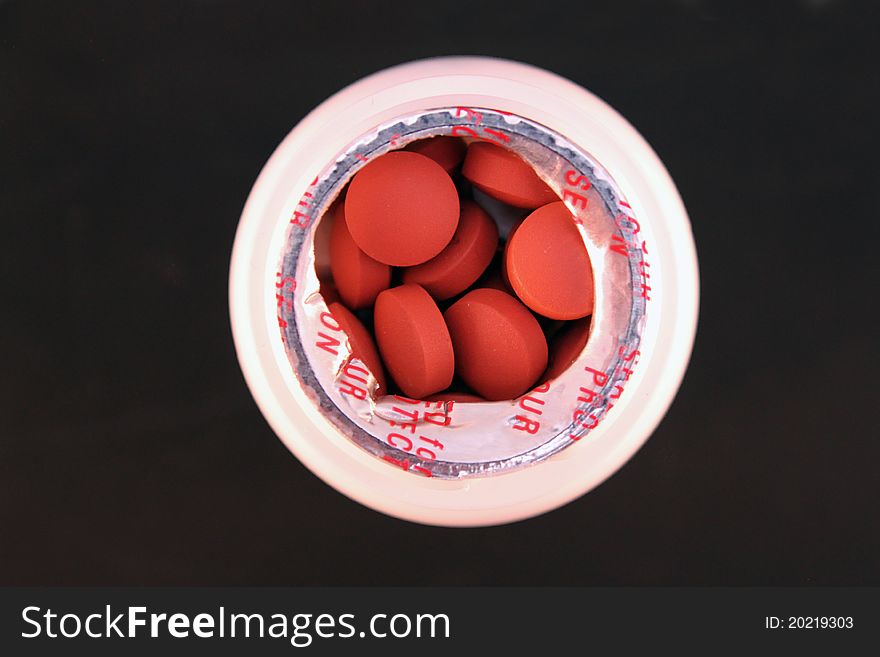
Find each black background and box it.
[2,0,877,585]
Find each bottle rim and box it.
[229,57,699,527]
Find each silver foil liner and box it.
[274,107,649,479]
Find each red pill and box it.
[328,203,391,309]
[544,316,592,381]
[374,284,455,399]
[462,142,559,209]
[327,302,386,395]
[345,151,459,266]
[444,288,548,401]
[505,201,594,320]
[405,136,466,173]
[402,200,498,300]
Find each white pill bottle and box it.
[229,57,699,526]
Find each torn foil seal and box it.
[277,108,647,479]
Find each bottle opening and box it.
[275,107,647,479]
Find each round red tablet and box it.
[444,288,548,401]
[505,201,594,320]
[544,316,592,381]
[327,302,386,395]
[461,141,559,209]
[374,284,455,399]
[328,202,391,309]
[345,151,459,266]
[402,200,499,300]
[405,136,466,173]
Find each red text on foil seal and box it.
[452,107,512,146]
[388,396,452,429]
[562,169,592,220]
[512,382,551,435]
[568,346,640,441]
[274,273,297,342]
[380,396,456,477]
[611,200,652,301]
[289,176,320,229]
[313,310,371,400]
